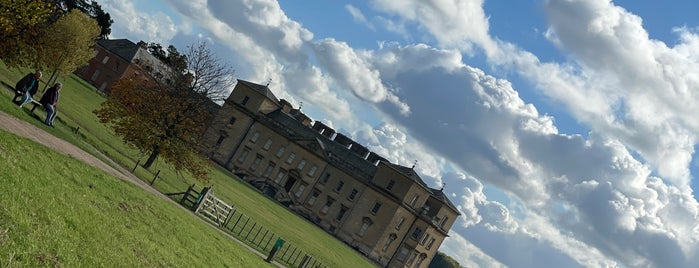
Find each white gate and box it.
[195,189,234,227]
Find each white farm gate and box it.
[194,188,235,227]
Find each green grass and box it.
[0,62,376,268]
[0,130,273,267]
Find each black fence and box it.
[167,184,327,268]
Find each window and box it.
[335,181,344,192]
[286,152,296,164]
[396,246,410,261]
[382,234,397,251]
[371,202,382,214]
[336,206,348,221]
[416,254,427,267]
[348,189,358,201]
[321,198,334,214]
[440,216,449,228]
[263,139,273,150]
[91,69,100,81]
[409,194,419,207]
[99,82,108,91]
[241,96,249,105]
[276,146,286,157]
[307,191,320,205]
[420,234,430,245]
[321,173,330,184]
[263,162,275,178]
[250,155,263,170]
[386,180,395,190]
[295,183,306,197]
[358,218,371,236]
[237,147,250,163]
[411,227,423,240]
[297,159,306,170]
[250,132,259,143]
[426,238,436,250]
[396,217,405,230]
[307,165,317,176]
[215,135,225,147]
[102,55,109,64]
[274,169,287,183]
[406,251,418,266]
[228,116,236,125]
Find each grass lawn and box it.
[0,62,376,267]
[0,130,273,267]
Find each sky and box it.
[100,0,699,267]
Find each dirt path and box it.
[0,110,282,267]
[0,111,159,195]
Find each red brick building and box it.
[76,39,171,93]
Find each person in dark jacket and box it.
[40,83,61,126]
[15,71,42,107]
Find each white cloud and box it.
[110,0,699,267]
[345,4,375,31]
[311,39,411,115]
[102,0,178,43]
[536,0,699,186]
[370,0,498,55]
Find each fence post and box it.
[298,255,310,268]
[193,186,211,213]
[150,170,160,185]
[266,238,285,263]
[180,184,194,205]
[132,160,141,173]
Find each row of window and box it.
[245,132,319,177]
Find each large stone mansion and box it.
[202,80,460,268]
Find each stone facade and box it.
[203,80,460,268]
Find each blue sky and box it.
[101,0,699,267]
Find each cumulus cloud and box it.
[359,41,699,267]
[101,0,178,43]
[370,0,498,55]
[537,0,699,185]
[311,39,411,115]
[114,0,699,267]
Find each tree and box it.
[429,252,464,268]
[38,10,100,87]
[53,0,113,38]
[147,42,188,72]
[94,41,234,180]
[0,0,56,67]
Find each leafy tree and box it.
[38,10,100,87]
[94,41,233,181]
[429,251,464,268]
[0,0,56,67]
[147,42,188,73]
[53,0,113,38]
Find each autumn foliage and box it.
[95,77,213,181]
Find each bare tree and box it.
[184,41,235,103]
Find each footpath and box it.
[0,110,283,267]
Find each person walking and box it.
[40,83,61,127]
[15,71,42,107]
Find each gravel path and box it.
[0,110,159,195]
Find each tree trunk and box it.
[42,69,58,92]
[143,146,160,169]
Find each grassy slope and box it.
[0,63,375,267]
[0,130,272,267]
